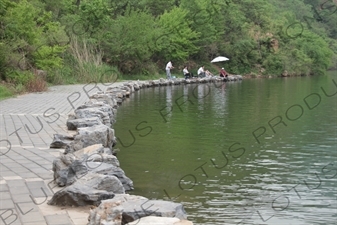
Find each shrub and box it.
[25,74,47,92]
[6,70,34,85]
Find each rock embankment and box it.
[48,77,241,224]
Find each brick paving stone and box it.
[26,181,45,189]
[35,144,49,148]
[18,173,37,179]
[6,180,26,187]
[29,167,49,172]
[2,176,22,181]
[21,163,40,169]
[0,83,123,225]
[0,208,20,225]
[15,160,31,165]
[12,194,32,203]
[1,160,18,166]
[24,222,48,225]
[35,163,52,169]
[0,192,11,200]
[29,188,51,199]
[20,211,46,223]
[15,202,39,214]
[27,181,52,198]
[37,162,53,167]
[10,168,31,173]
[8,147,24,151]
[0,158,14,164]
[0,185,9,192]
[0,169,10,176]
[45,214,74,225]
[36,173,53,180]
[1,172,18,177]
[0,200,15,209]
[41,166,53,171]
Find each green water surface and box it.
[114,72,337,225]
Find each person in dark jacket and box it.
[220,68,227,77]
[220,68,228,81]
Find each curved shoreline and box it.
[48,76,242,224]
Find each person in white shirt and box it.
[183,66,193,79]
[165,61,174,79]
[197,66,205,78]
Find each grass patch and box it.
[0,84,14,101]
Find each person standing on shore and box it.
[197,66,205,78]
[166,61,174,80]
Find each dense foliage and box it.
[0,0,336,87]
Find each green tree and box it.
[0,0,67,82]
[100,7,158,73]
[139,0,176,16]
[156,7,199,61]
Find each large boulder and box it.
[52,158,78,186]
[174,79,182,85]
[122,84,133,94]
[66,117,103,130]
[121,199,187,223]
[52,159,133,191]
[159,79,168,86]
[89,93,117,108]
[88,194,187,225]
[74,108,111,126]
[142,81,151,87]
[236,75,243,80]
[71,125,117,152]
[106,87,128,99]
[227,75,235,81]
[50,134,74,148]
[62,144,119,167]
[89,162,133,191]
[149,80,160,86]
[138,81,146,88]
[48,173,123,207]
[76,100,114,112]
[88,194,146,225]
[168,80,174,85]
[133,83,140,91]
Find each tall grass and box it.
[67,36,119,83]
[69,36,101,80]
[49,36,120,84]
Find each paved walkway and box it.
[0,82,122,225]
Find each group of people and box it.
[166,61,228,80]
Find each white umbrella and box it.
[211,56,229,63]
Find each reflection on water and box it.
[114,73,337,225]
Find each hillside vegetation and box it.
[0,0,336,92]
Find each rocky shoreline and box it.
[48,76,242,225]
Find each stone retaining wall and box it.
[48,76,242,224]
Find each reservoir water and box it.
[114,72,337,225]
